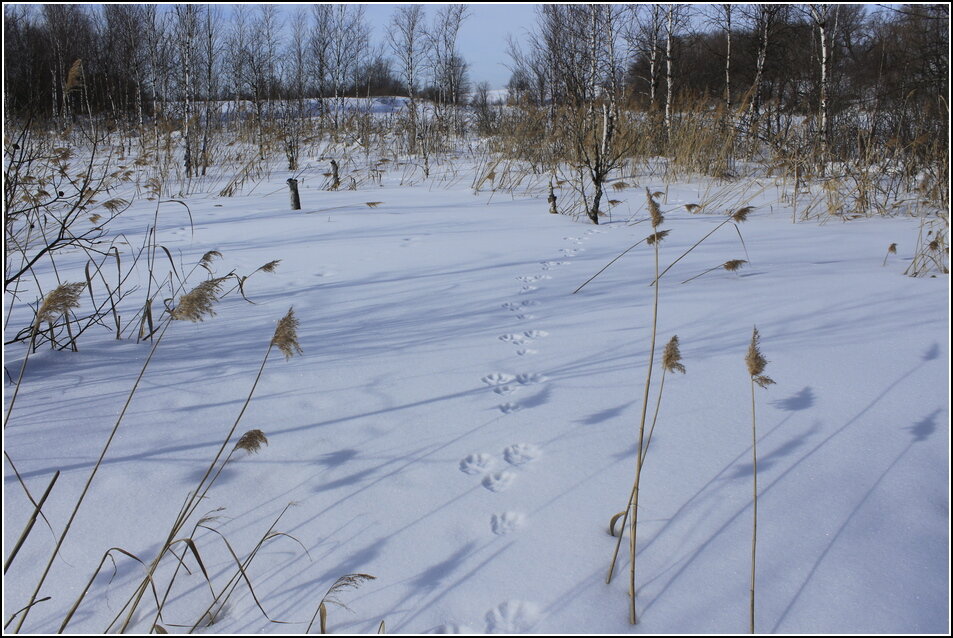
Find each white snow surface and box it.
[3,159,949,634]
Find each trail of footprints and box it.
[447,231,610,631]
[459,230,606,537]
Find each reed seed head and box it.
[199,250,222,267]
[259,259,281,273]
[731,206,754,223]
[662,335,686,374]
[235,429,268,454]
[685,203,701,213]
[887,243,897,255]
[646,229,670,245]
[171,277,225,322]
[272,307,303,359]
[723,259,748,272]
[36,282,85,325]
[746,326,775,388]
[646,188,664,228]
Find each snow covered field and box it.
[3,153,949,634]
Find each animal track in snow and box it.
[519,285,538,294]
[459,454,495,475]
[498,402,521,414]
[482,471,516,492]
[516,348,538,356]
[492,384,518,396]
[485,601,541,633]
[499,333,527,345]
[503,443,542,466]
[515,373,546,385]
[523,330,548,340]
[428,623,480,634]
[514,314,534,320]
[490,512,526,535]
[482,373,515,386]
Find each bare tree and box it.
[173,4,199,178]
[326,5,370,127]
[663,5,691,143]
[199,5,221,176]
[806,4,841,172]
[427,4,469,131]
[625,5,664,111]
[388,5,427,151]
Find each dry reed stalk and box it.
[651,207,753,286]
[882,243,898,266]
[5,282,85,427]
[307,574,377,634]
[15,312,176,632]
[114,307,300,632]
[607,335,685,584]
[621,190,667,624]
[745,326,774,634]
[681,259,748,284]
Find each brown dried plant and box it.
[171,278,226,322]
[35,282,85,326]
[235,429,268,454]
[272,307,303,360]
[745,326,775,634]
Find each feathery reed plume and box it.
[259,259,281,273]
[235,429,268,454]
[35,282,85,326]
[746,327,775,388]
[612,181,628,191]
[662,335,686,374]
[308,574,377,634]
[646,188,664,228]
[199,250,223,272]
[272,307,303,360]
[365,202,383,208]
[685,203,701,213]
[731,206,755,223]
[646,230,670,245]
[681,259,748,284]
[171,278,225,322]
[745,326,775,634]
[882,243,897,267]
[723,259,748,272]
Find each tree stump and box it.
[287,178,301,210]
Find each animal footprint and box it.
[482,373,515,386]
[516,349,538,357]
[499,334,527,345]
[493,385,517,396]
[514,314,535,320]
[519,285,538,294]
[503,443,541,466]
[498,402,521,414]
[459,454,494,475]
[515,373,546,385]
[523,330,548,340]
[485,601,541,633]
[490,512,526,535]
[482,471,516,493]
